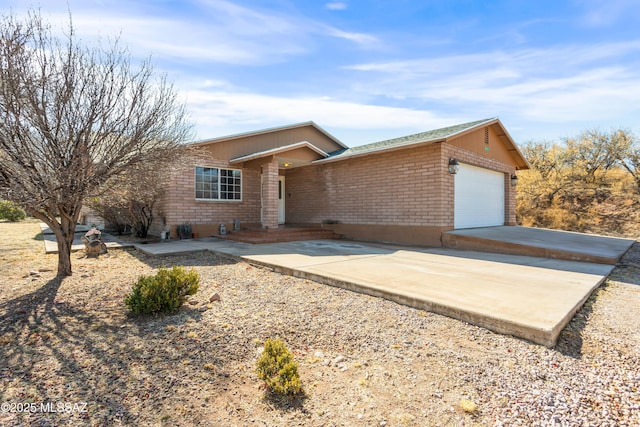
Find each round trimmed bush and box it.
[125,266,200,315]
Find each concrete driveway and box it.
[135,238,618,347]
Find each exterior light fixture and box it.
[283,162,293,168]
[511,174,518,187]
[448,158,460,174]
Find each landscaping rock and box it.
[82,227,107,256]
[2,221,639,427]
[332,355,346,365]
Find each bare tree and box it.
[519,140,573,207]
[0,11,192,276]
[613,129,640,193]
[564,129,632,184]
[88,160,175,238]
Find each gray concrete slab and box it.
[40,224,91,235]
[135,238,614,347]
[443,226,635,264]
[39,223,134,254]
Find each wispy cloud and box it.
[325,2,348,11]
[178,82,458,141]
[4,0,638,144]
[323,26,379,46]
[577,0,640,27]
[345,41,640,123]
[36,0,377,65]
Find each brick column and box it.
[505,172,517,225]
[261,159,279,229]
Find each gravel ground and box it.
[0,220,638,426]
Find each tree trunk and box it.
[32,210,78,277]
[54,228,74,277]
[56,211,79,277]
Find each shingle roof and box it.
[325,118,495,159]
[191,121,347,149]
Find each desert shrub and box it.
[125,266,200,315]
[0,200,27,222]
[256,338,302,396]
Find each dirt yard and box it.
[0,220,639,426]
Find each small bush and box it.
[125,266,200,315]
[0,200,27,222]
[256,338,302,396]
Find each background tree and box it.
[0,11,192,276]
[87,160,173,238]
[517,128,639,236]
[563,129,631,184]
[519,140,571,208]
[614,129,640,193]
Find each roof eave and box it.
[439,117,530,170]
[487,119,531,170]
[314,137,446,165]
[229,141,329,164]
[190,121,347,149]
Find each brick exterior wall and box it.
[154,122,521,241]
[160,153,262,237]
[285,141,517,230]
[285,143,450,227]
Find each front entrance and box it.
[278,176,285,224]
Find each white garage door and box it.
[454,163,505,229]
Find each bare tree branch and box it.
[0,10,193,276]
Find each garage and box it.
[454,163,505,229]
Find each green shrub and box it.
[125,266,200,315]
[256,338,302,396]
[0,200,27,222]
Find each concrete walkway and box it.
[443,226,635,264]
[40,223,134,254]
[134,237,618,347]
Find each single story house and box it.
[157,118,530,246]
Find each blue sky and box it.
[3,0,640,146]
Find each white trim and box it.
[312,139,444,165]
[194,165,243,202]
[313,117,530,169]
[190,121,347,149]
[228,141,329,164]
[313,120,500,165]
[278,176,285,224]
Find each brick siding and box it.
[285,142,517,228]
[161,152,262,233]
[285,143,451,227]
[157,124,520,237]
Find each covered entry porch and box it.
[229,141,331,230]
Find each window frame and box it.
[194,166,242,201]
